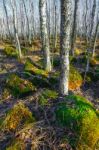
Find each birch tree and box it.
[39,0,51,71]
[10,0,22,59]
[3,0,11,38]
[71,0,79,56]
[22,0,31,44]
[92,20,99,57]
[85,0,96,72]
[60,0,73,95]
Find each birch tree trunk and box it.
[92,20,99,57]
[53,0,58,50]
[60,0,73,95]
[87,0,96,65]
[84,0,96,81]
[22,0,31,45]
[3,0,11,39]
[71,0,79,56]
[39,0,51,71]
[10,0,22,59]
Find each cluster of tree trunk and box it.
[0,0,99,95]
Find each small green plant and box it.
[6,74,36,97]
[56,94,99,149]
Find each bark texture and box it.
[39,0,51,71]
[60,0,73,95]
[71,0,79,56]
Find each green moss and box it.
[55,94,99,149]
[39,89,58,106]
[6,74,36,97]
[69,66,83,90]
[1,102,35,131]
[4,46,17,57]
[24,58,48,77]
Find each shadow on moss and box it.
[55,94,99,149]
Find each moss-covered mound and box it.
[39,89,58,106]
[1,102,35,131]
[6,74,36,97]
[69,66,83,90]
[55,94,99,149]
[24,58,48,77]
[4,45,17,57]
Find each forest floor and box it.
[0,42,99,150]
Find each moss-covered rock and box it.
[6,74,36,97]
[55,94,99,149]
[1,102,35,131]
[24,58,48,77]
[69,66,83,90]
[39,89,58,106]
[4,45,17,57]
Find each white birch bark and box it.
[60,0,73,95]
[10,0,22,59]
[71,0,79,56]
[92,20,99,57]
[39,0,51,71]
[22,0,31,44]
[3,0,11,38]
